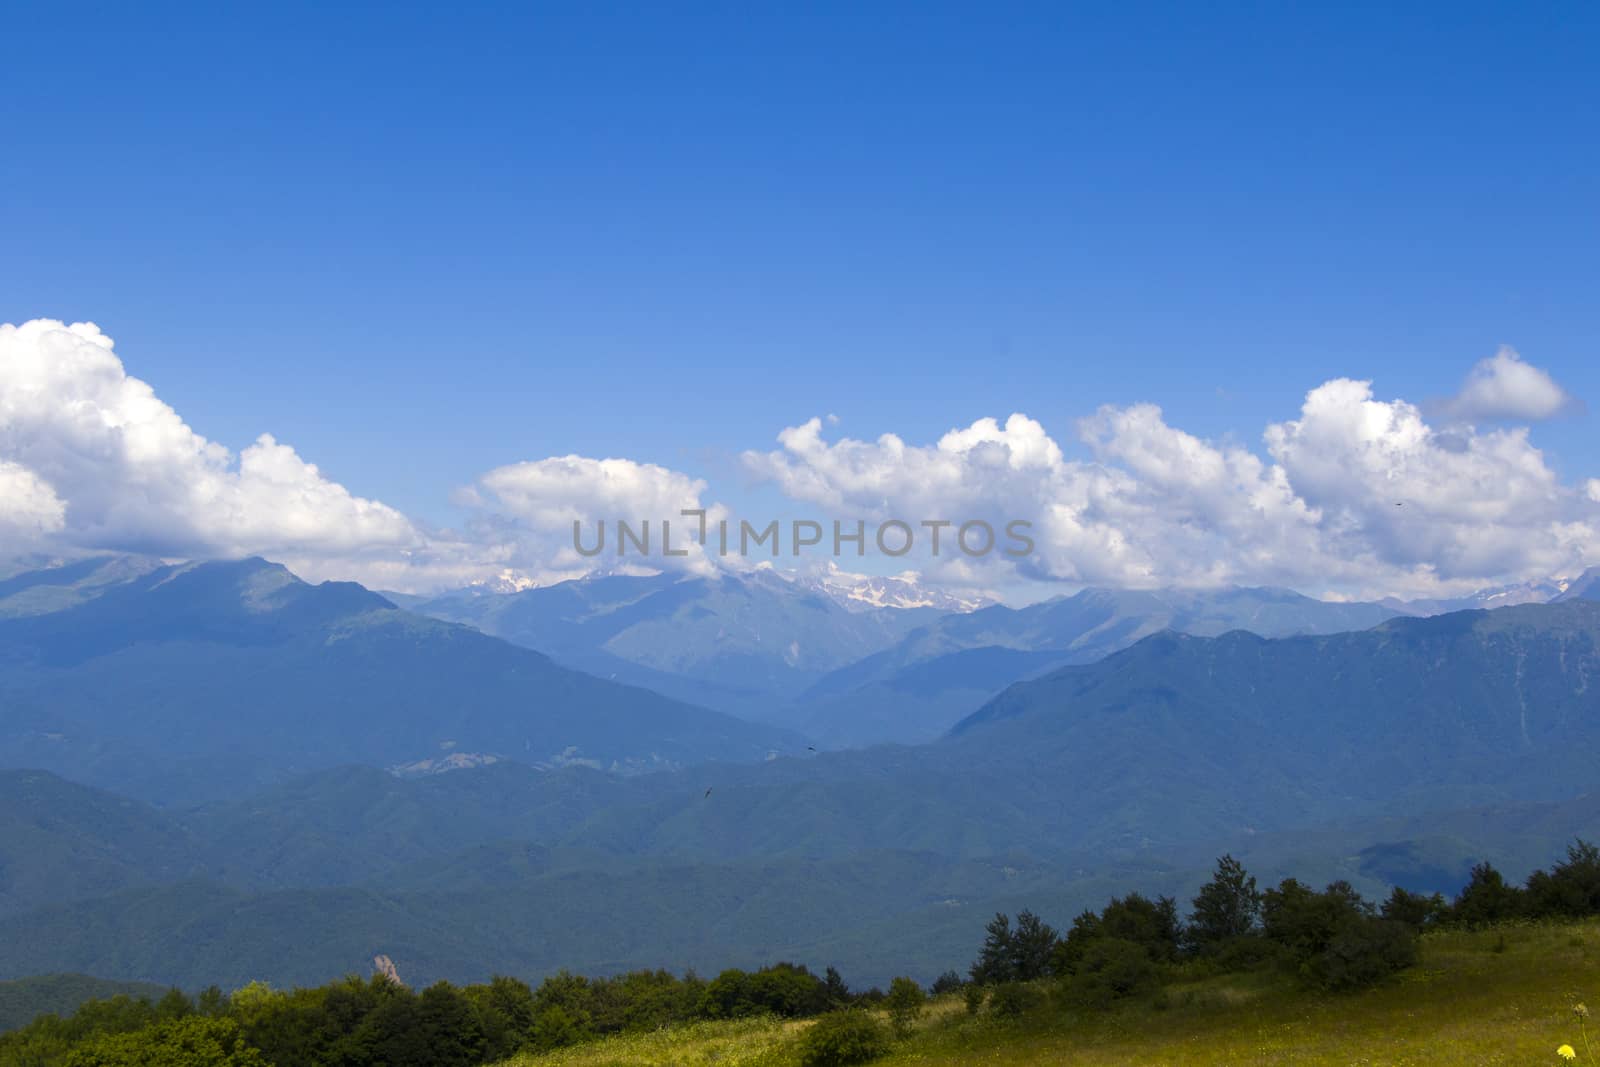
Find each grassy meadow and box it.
[498,920,1600,1066]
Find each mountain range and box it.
[2,554,1600,991]
[404,568,1600,747]
[0,557,797,804]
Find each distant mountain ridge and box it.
[0,557,797,804]
[400,566,1600,747]
[403,567,936,722]
[790,585,1403,745]
[5,602,1600,988]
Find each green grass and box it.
[497,920,1600,1066]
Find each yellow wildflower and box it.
[1559,1044,1577,1061]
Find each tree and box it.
[336,982,487,1067]
[1098,893,1182,963]
[929,971,963,996]
[1010,911,1060,981]
[463,975,535,1062]
[823,967,851,1008]
[1262,878,1371,961]
[969,913,1014,985]
[1526,840,1600,918]
[883,978,925,1037]
[1452,862,1525,925]
[1188,855,1261,952]
[1052,910,1103,975]
[1380,887,1448,931]
[529,970,594,1047]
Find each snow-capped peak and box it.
[795,562,994,613]
[468,569,542,594]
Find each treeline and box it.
[0,961,884,1067]
[963,840,1600,1014]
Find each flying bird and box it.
[704,787,713,798]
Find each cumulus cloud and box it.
[1444,346,1578,422]
[0,459,67,541]
[457,455,727,578]
[741,378,1600,599]
[4,317,1596,600]
[0,319,423,581]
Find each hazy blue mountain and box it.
[405,569,936,721]
[6,597,1600,991]
[1552,566,1600,602]
[0,555,166,620]
[953,601,1600,818]
[1384,577,1571,615]
[8,774,1600,990]
[0,850,1080,990]
[793,585,1402,745]
[545,601,1600,866]
[0,558,798,804]
[0,974,169,1033]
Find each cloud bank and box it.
[1,319,1594,599]
[742,377,1599,597]
[0,320,422,582]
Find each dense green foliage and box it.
[63,1017,267,1067]
[0,963,853,1067]
[967,845,1600,1005]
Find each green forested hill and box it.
[0,974,166,1033]
[4,596,1600,990]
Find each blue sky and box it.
[2,3,1598,597]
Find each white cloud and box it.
[461,455,725,577]
[1445,346,1577,422]
[0,459,66,541]
[0,319,421,573]
[3,318,1596,601]
[741,377,1600,598]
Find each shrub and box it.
[1212,932,1286,973]
[699,963,830,1019]
[797,1010,890,1067]
[1068,937,1159,1006]
[986,981,1044,1019]
[930,970,963,996]
[962,984,986,1015]
[1306,917,1419,991]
